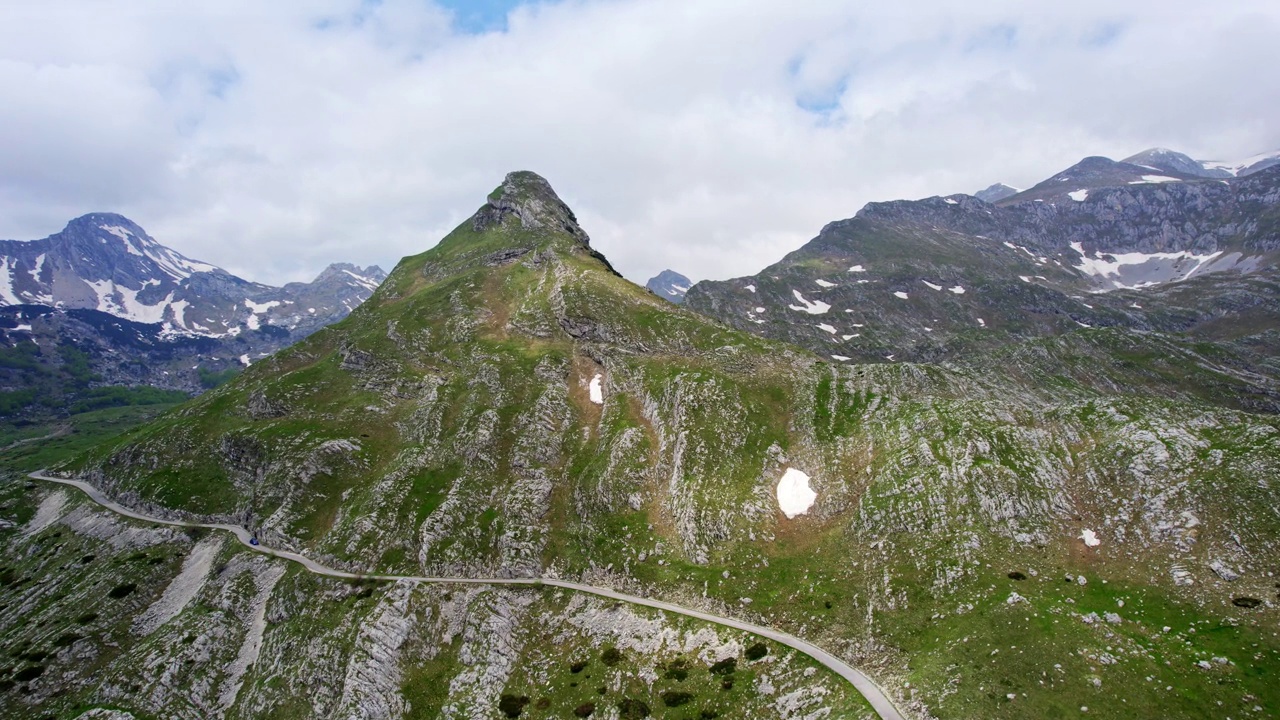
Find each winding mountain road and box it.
[29,471,906,720]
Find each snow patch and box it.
[944,198,958,205]
[239,354,252,366]
[1068,189,1089,202]
[1080,529,1101,547]
[776,468,816,519]
[816,323,837,334]
[744,284,756,293]
[815,279,836,288]
[1128,175,1181,184]
[788,290,830,315]
[831,355,851,361]
[923,281,942,291]
[893,291,909,300]
[948,285,966,294]
[841,333,859,340]
[588,374,604,404]
[245,299,281,314]
[847,265,866,273]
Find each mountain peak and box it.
[472,170,590,246]
[973,183,1019,203]
[646,269,692,303]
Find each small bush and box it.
[709,658,736,675]
[601,647,623,666]
[107,583,137,599]
[498,693,530,718]
[745,643,768,661]
[573,702,596,717]
[570,660,588,673]
[700,711,720,719]
[52,633,82,648]
[660,690,694,707]
[535,698,550,709]
[617,698,650,719]
[663,666,688,681]
[721,679,734,690]
[1233,597,1262,608]
[1008,571,1027,581]
[14,666,43,682]
[75,613,98,625]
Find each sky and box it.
[2,1,1279,287]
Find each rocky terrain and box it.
[0,170,1271,718]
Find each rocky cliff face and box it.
[29,171,1279,719]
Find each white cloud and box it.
[0,0,1278,285]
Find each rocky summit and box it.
[1,170,1278,720]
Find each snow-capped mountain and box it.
[1125,147,1280,179]
[645,269,692,303]
[0,212,385,338]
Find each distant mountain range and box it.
[682,147,1280,409]
[0,212,384,338]
[0,213,384,417]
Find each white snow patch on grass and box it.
[589,374,604,404]
[744,284,756,293]
[1080,529,1101,547]
[1068,189,1089,202]
[977,318,986,327]
[831,355,851,361]
[815,279,836,288]
[841,333,860,340]
[239,354,252,366]
[944,198,958,205]
[923,281,942,291]
[816,323,836,334]
[776,468,816,519]
[948,285,966,294]
[848,265,866,272]
[754,307,765,313]
[893,291,909,300]
[788,290,830,314]
[1129,175,1181,184]
[1018,275,1032,283]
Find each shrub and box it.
[709,658,736,675]
[617,698,650,719]
[573,703,596,717]
[744,642,768,661]
[660,690,694,707]
[107,583,137,599]
[1233,597,1262,608]
[1008,571,1027,581]
[498,694,530,718]
[601,647,623,666]
[570,660,588,673]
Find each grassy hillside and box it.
[21,172,1279,718]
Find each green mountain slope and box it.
[7,172,1277,719]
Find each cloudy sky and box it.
[3,1,1279,286]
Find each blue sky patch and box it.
[436,0,533,34]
